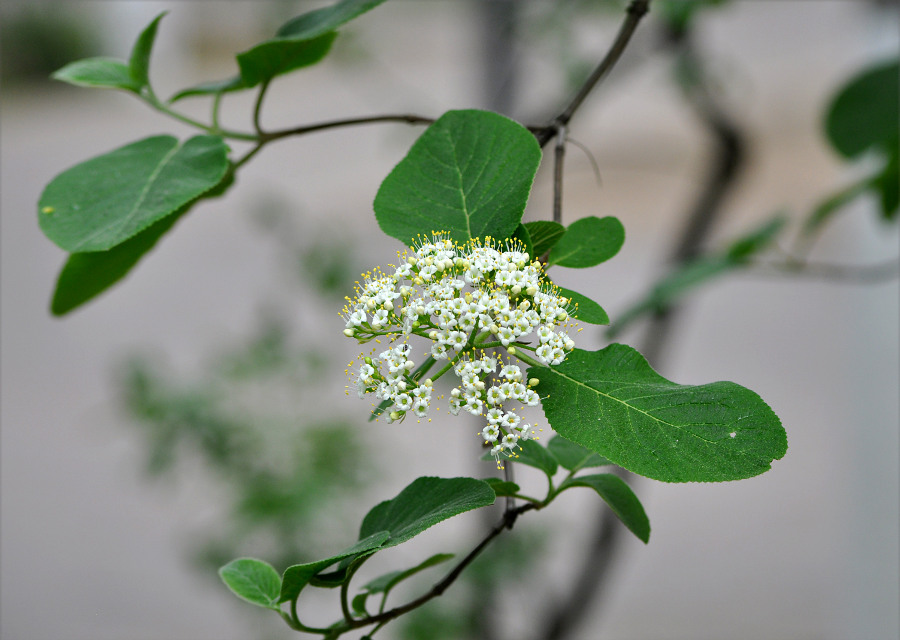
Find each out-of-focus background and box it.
[2,1,898,639]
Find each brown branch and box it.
[261,113,435,142]
[346,502,538,631]
[534,0,651,147]
[751,257,900,283]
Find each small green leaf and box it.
[871,147,899,220]
[279,531,389,603]
[548,216,625,268]
[484,440,557,477]
[51,58,142,92]
[547,435,612,471]
[351,592,371,616]
[276,0,389,39]
[556,286,609,325]
[129,12,166,87]
[725,215,787,260]
[525,220,565,257]
[361,553,454,598]
[512,223,534,258]
[560,474,650,543]
[39,135,229,252]
[236,32,337,88]
[481,477,520,497]
[374,110,542,245]
[802,182,871,235]
[168,76,247,103]
[359,477,495,547]
[511,439,558,477]
[825,58,899,159]
[529,344,787,483]
[219,558,282,610]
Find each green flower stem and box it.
[253,80,271,135]
[507,347,542,369]
[287,597,332,635]
[142,88,259,141]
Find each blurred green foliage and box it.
[1,5,99,85]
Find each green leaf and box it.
[556,286,609,325]
[361,553,454,597]
[279,531,389,603]
[511,439,558,477]
[529,344,787,483]
[51,58,142,92]
[524,220,565,257]
[548,216,625,268]
[219,558,282,610]
[168,76,247,103]
[129,12,166,87]
[483,439,557,477]
[559,474,650,543]
[51,210,183,316]
[802,181,872,235]
[871,147,899,220]
[236,32,337,88]
[39,135,229,252]
[547,435,612,471]
[359,476,496,547]
[374,110,542,245]
[276,0,389,40]
[481,477,520,497]
[825,58,899,159]
[512,223,534,258]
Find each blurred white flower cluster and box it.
[342,234,579,465]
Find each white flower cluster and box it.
[342,234,579,465]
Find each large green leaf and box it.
[219,558,282,610]
[374,110,542,245]
[555,286,609,325]
[51,58,142,92]
[825,58,899,159]
[359,476,496,547]
[279,531,390,603]
[50,209,183,316]
[129,12,166,87]
[548,216,625,268]
[275,0,389,39]
[547,435,612,471]
[236,32,337,88]
[39,135,229,252]
[529,344,787,483]
[559,474,650,543]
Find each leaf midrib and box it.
[547,367,721,445]
[73,139,182,251]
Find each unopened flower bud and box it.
[528,378,540,387]
[508,346,517,355]
[343,328,355,337]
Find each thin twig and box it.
[751,257,900,283]
[553,125,568,224]
[534,0,651,147]
[347,503,537,630]
[262,113,435,142]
